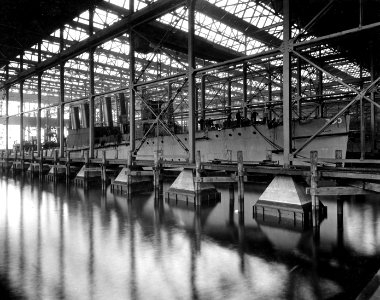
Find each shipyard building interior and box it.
[1,0,380,299]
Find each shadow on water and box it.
[0,175,380,299]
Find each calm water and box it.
[0,173,380,300]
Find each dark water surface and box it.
[0,174,380,300]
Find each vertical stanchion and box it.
[335,149,342,166]
[53,149,58,182]
[195,150,201,207]
[229,183,235,225]
[337,196,344,250]
[154,150,162,201]
[84,150,89,188]
[39,149,43,180]
[66,151,71,183]
[237,151,244,218]
[101,150,107,190]
[310,151,319,229]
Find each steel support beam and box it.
[282,0,292,167]
[200,74,206,129]
[268,70,273,121]
[59,28,65,157]
[296,59,302,119]
[5,65,9,152]
[227,79,232,115]
[37,43,42,154]
[129,0,136,156]
[0,0,186,89]
[188,0,196,163]
[89,7,95,159]
[243,62,248,119]
[19,53,24,158]
[370,44,376,151]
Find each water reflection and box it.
[0,176,380,299]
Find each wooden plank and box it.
[307,186,374,196]
[84,168,102,172]
[194,176,236,183]
[365,182,380,193]
[124,170,153,176]
[321,171,380,181]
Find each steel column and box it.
[227,79,232,115]
[370,45,376,151]
[318,69,323,117]
[59,28,65,157]
[282,0,292,167]
[20,53,24,157]
[167,82,173,126]
[5,65,9,152]
[89,7,95,158]
[200,74,206,128]
[268,69,273,121]
[296,59,302,119]
[129,0,136,156]
[37,43,42,154]
[243,63,248,118]
[188,0,196,163]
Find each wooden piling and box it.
[195,150,202,207]
[39,149,43,179]
[310,151,319,227]
[335,149,342,168]
[229,183,235,224]
[84,150,89,188]
[153,150,162,198]
[53,149,58,181]
[237,151,244,215]
[101,150,107,189]
[66,151,71,183]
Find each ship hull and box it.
[68,117,349,164]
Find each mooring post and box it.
[237,151,244,215]
[39,149,43,179]
[153,150,162,198]
[229,183,235,224]
[84,150,89,188]
[310,151,319,228]
[195,150,202,207]
[335,149,342,168]
[101,150,107,189]
[31,147,35,163]
[337,196,344,250]
[337,196,343,230]
[53,149,58,182]
[21,148,25,171]
[66,150,71,183]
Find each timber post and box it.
[53,149,58,182]
[237,151,244,216]
[39,149,43,179]
[229,183,235,225]
[84,150,89,188]
[310,151,319,228]
[195,150,202,207]
[153,150,162,198]
[101,150,107,189]
[66,150,71,183]
[335,149,342,168]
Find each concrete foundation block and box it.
[165,169,220,206]
[111,167,153,194]
[254,175,326,227]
